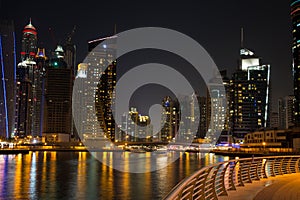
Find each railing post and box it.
[217,162,230,197]
[204,165,221,200]
[262,158,268,178]
[286,157,292,174]
[252,158,261,181]
[274,157,283,176]
[270,159,276,177]
[237,160,244,187]
[193,168,212,200]
[228,161,237,191]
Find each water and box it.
[0,151,227,200]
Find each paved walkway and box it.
[218,173,300,200]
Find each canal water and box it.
[0,152,227,199]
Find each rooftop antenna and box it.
[241,27,244,49]
[114,24,117,35]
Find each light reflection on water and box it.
[0,151,227,200]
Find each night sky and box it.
[0,0,293,111]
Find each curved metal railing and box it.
[164,156,300,200]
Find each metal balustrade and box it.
[164,156,300,200]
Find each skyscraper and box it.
[0,20,16,138]
[229,48,271,141]
[15,19,43,137]
[291,0,300,125]
[117,107,153,142]
[278,95,295,129]
[88,35,117,141]
[160,96,179,142]
[43,46,72,142]
[177,94,199,141]
[206,70,228,144]
[199,96,207,138]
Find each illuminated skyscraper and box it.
[206,70,228,144]
[199,96,208,138]
[43,46,72,142]
[0,20,16,138]
[229,48,271,141]
[88,36,117,141]
[177,94,199,141]
[15,19,43,137]
[117,107,153,142]
[278,95,295,129]
[160,96,179,142]
[73,63,103,140]
[291,0,300,125]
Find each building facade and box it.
[15,20,44,137]
[291,0,300,125]
[43,46,72,142]
[160,96,179,142]
[88,36,117,141]
[229,48,271,141]
[207,70,229,144]
[0,20,16,138]
[278,95,295,129]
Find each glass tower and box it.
[291,0,300,125]
[0,20,16,138]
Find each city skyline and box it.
[0,0,293,110]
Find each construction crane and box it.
[48,27,57,48]
[65,25,76,44]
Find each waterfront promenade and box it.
[219,173,300,200]
[164,156,300,200]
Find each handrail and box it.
[164,156,300,200]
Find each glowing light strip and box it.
[13,32,16,137]
[0,36,9,138]
[40,75,44,137]
[13,32,16,82]
[88,35,117,44]
[291,0,300,7]
[291,8,300,15]
[264,65,271,128]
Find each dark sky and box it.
[0,0,293,111]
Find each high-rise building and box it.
[35,48,47,136]
[15,20,43,137]
[177,94,200,141]
[291,0,300,125]
[270,112,279,129]
[199,96,207,138]
[0,20,16,138]
[88,35,117,141]
[278,95,295,129]
[73,63,103,140]
[43,46,72,142]
[160,96,179,142]
[229,48,271,141]
[206,70,228,144]
[117,107,153,142]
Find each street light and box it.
[262,142,266,152]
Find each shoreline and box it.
[211,149,300,157]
